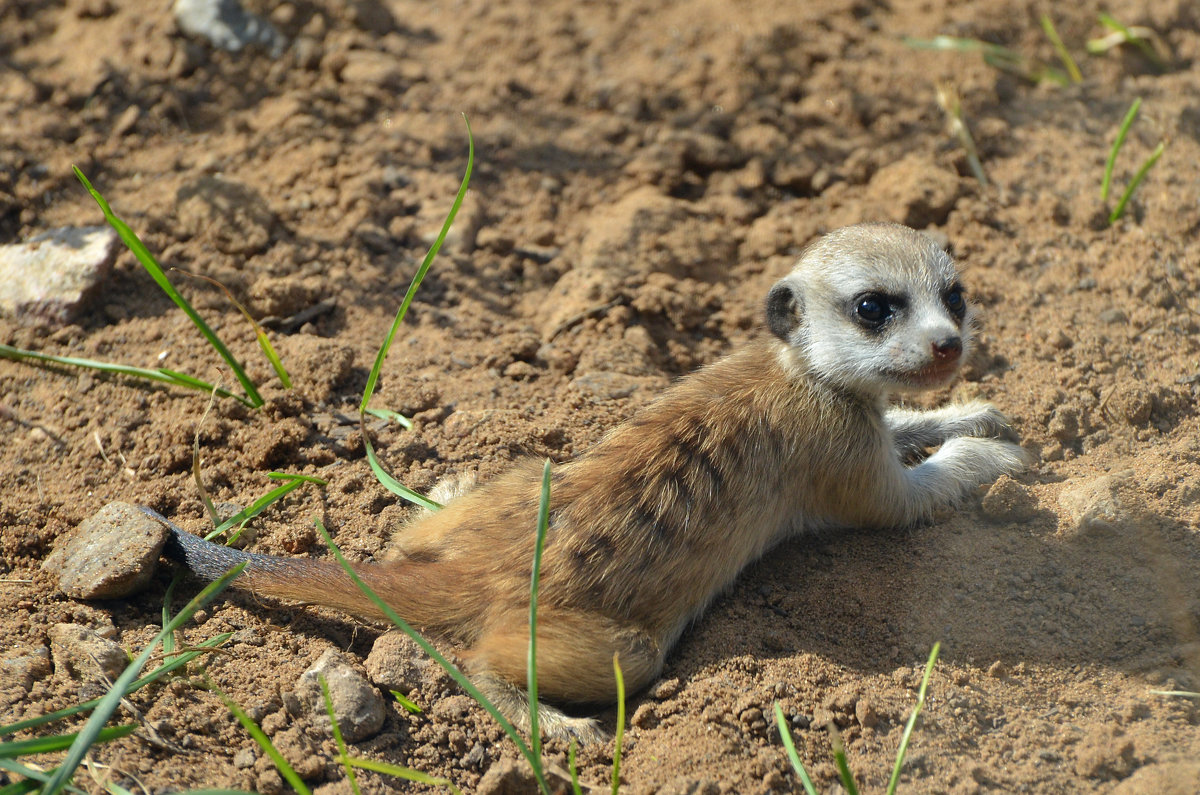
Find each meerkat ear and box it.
[766,281,802,341]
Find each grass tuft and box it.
[773,703,817,795]
[1039,15,1082,83]
[936,84,987,187]
[34,564,245,795]
[213,679,311,795]
[73,167,264,407]
[611,654,626,795]
[357,116,471,510]
[0,345,252,407]
[1102,98,1166,224]
[343,756,463,794]
[1089,13,1167,70]
[886,642,941,793]
[174,267,292,389]
[527,461,552,770]
[320,675,363,795]
[774,643,941,794]
[904,36,1069,85]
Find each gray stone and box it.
[48,624,126,685]
[43,501,168,599]
[0,226,119,323]
[173,0,285,55]
[284,649,385,742]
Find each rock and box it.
[284,649,385,742]
[43,501,169,599]
[363,630,430,694]
[0,226,119,324]
[1058,471,1135,539]
[980,476,1038,523]
[173,0,285,55]
[476,760,538,795]
[48,624,126,685]
[0,646,52,690]
[1110,761,1200,794]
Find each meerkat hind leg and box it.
[462,609,663,744]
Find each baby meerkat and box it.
[151,222,1029,743]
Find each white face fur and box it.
[767,223,973,397]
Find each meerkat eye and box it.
[854,293,892,327]
[943,284,966,318]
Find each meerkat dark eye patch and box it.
[943,283,966,318]
[766,282,801,341]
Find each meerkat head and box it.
[766,223,974,397]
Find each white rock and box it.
[173,0,285,55]
[0,226,118,323]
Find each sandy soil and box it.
[3,0,1200,792]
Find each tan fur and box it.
[160,223,1029,742]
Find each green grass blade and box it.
[1040,15,1082,82]
[828,724,860,795]
[362,432,443,512]
[0,633,232,735]
[345,757,462,794]
[207,472,328,539]
[255,330,292,389]
[0,725,137,759]
[1103,97,1141,201]
[568,740,583,795]
[0,760,89,795]
[174,267,293,389]
[389,690,423,714]
[773,703,817,795]
[1098,13,1166,69]
[904,35,1068,84]
[0,345,254,407]
[314,519,550,794]
[40,567,245,794]
[886,642,941,795]
[360,116,474,414]
[73,167,264,407]
[161,575,180,663]
[363,407,413,429]
[611,653,625,795]
[320,675,362,795]
[214,683,310,795]
[527,460,552,770]
[1109,140,1165,224]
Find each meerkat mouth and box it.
[891,360,960,388]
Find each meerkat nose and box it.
[932,336,963,361]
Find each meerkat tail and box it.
[148,508,473,630]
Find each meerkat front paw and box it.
[938,435,1033,487]
[949,400,1022,443]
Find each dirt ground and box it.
[3,0,1200,792]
